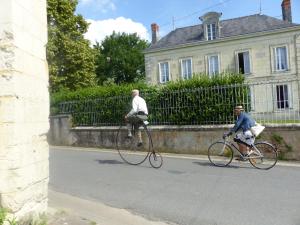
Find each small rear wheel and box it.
[208,141,234,167]
[249,142,277,170]
[149,152,163,168]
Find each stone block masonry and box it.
[0,0,49,220]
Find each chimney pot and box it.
[281,0,292,22]
[151,23,159,44]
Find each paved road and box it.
[49,146,300,225]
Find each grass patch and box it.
[262,120,300,124]
[0,208,47,225]
[270,133,294,160]
[0,208,8,225]
[90,221,97,225]
[271,133,283,144]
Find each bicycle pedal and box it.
[235,156,247,161]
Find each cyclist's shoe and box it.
[137,142,143,147]
[235,156,243,161]
[235,155,247,161]
[235,150,254,161]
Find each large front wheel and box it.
[249,142,278,170]
[208,141,234,167]
[116,123,150,165]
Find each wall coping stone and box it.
[50,114,71,119]
[51,114,300,131]
[70,124,300,131]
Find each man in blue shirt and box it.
[224,105,256,157]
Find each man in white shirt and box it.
[125,89,149,146]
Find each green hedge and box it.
[147,73,249,125]
[50,82,156,114]
[51,73,249,126]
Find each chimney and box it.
[281,0,292,22]
[151,23,159,44]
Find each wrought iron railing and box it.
[55,79,300,126]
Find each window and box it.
[159,62,170,83]
[276,84,289,109]
[274,46,288,71]
[237,51,250,74]
[207,23,216,40]
[208,55,219,76]
[181,58,192,80]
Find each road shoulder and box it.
[48,189,170,225]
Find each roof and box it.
[146,14,300,51]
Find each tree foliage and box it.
[47,0,96,92]
[94,32,149,84]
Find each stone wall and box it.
[50,115,300,160]
[0,0,49,220]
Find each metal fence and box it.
[56,79,300,126]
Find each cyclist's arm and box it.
[127,99,138,117]
[230,113,244,133]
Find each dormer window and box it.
[200,12,222,41]
[207,23,216,40]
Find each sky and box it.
[76,0,300,44]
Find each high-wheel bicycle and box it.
[116,120,163,168]
[208,136,278,170]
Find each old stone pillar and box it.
[0,0,49,220]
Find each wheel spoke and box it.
[208,142,233,167]
[116,124,150,165]
[250,142,277,170]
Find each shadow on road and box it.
[167,169,186,174]
[95,159,124,165]
[192,161,253,169]
[192,161,217,167]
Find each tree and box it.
[47,0,96,92]
[94,32,149,84]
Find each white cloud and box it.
[85,17,150,44]
[80,0,116,13]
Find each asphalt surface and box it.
[49,146,300,225]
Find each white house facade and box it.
[144,0,300,119]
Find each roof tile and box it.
[147,14,300,51]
